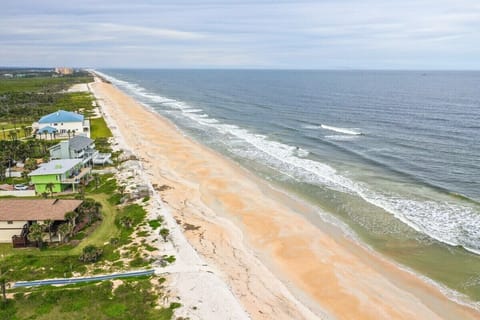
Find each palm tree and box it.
[24,158,37,172]
[45,182,55,197]
[57,223,71,243]
[8,131,16,141]
[79,245,103,263]
[92,173,100,189]
[24,126,32,138]
[64,211,78,234]
[28,223,44,247]
[94,201,102,220]
[119,216,133,229]
[78,199,102,225]
[44,219,53,242]
[0,268,8,304]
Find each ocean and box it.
[96,69,480,305]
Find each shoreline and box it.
[90,75,480,319]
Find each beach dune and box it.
[91,78,479,320]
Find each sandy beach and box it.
[90,77,480,320]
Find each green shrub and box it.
[79,245,103,263]
[148,219,162,230]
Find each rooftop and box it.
[29,159,82,176]
[0,199,83,221]
[38,110,84,124]
[38,126,58,134]
[69,135,94,151]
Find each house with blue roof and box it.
[34,110,90,139]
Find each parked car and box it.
[14,184,29,190]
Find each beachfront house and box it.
[33,110,90,139]
[28,159,91,194]
[49,135,112,165]
[0,199,82,246]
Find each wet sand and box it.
[91,78,480,320]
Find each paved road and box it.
[13,269,154,288]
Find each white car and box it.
[14,184,29,190]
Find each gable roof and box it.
[38,110,84,124]
[29,159,82,176]
[0,199,83,221]
[69,135,93,151]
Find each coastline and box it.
[90,75,480,319]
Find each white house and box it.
[49,135,112,165]
[33,110,90,139]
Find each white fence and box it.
[0,190,36,197]
[4,170,22,178]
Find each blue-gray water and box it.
[97,69,480,303]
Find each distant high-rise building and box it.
[54,67,74,75]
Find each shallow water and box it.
[97,69,480,304]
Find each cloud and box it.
[96,23,206,40]
[1,0,480,69]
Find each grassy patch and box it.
[108,193,123,205]
[90,117,112,139]
[144,244,157,252]
[0,278,176,320]
[0,253,88,281]
[0,75,92,94]
[137,230,149,237]
[88,174,116,194]
[55,92,94,113]
[129,257,150,268]
[71,194,120,255]
[148,219,163,230]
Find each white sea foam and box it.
[325,135,359,141]
[321,124,362,135]
[302,124,322,130]
[182,109,203,113]
[296,148,310,157]
[94,70,480,255]
[303,123,363,135]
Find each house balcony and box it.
[61,167,91,184]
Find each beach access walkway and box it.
[13,269,155,288]
[12,264,217,288]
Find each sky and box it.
[1,0,480,69]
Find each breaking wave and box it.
[95,70,480,255]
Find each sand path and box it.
[91,79,479,320]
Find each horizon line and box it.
[2,66,480,72]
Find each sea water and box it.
[97,69,480,306]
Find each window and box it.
[7,221,13,224]
[54,123,58,126]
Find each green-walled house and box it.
[28,159,91,194]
